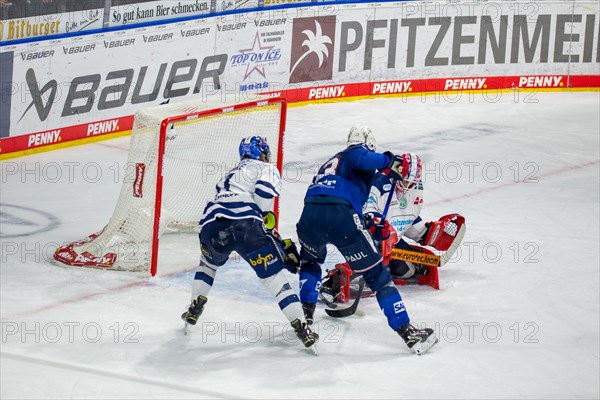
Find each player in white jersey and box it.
[181,136,318,349]
[364,153,466,284]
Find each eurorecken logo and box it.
[289,17,336,84]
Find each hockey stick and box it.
[318,291,338,309]
[324,277,365,318]
[380,178,395,221]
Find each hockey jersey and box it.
[199,159,281,228]
[364,172,427,241]
[305,144,390,214]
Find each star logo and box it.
[238,32,275,80]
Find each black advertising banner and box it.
[0,49,13,137]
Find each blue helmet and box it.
[239,136,271,162]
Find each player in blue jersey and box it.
[181,136,317,349]
[296,126,438,355]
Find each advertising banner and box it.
[108,0,213,26]
[1,1,599,156]
[0,50,13,137]
[215,0,259,13]
[1,1,104,41]
[0,9,104,41]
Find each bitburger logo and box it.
[289,17,336,83]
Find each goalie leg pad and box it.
[388,239,415,278]
[393,245,440,290]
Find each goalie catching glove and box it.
[263,211,301,273]
[420,213,466,251]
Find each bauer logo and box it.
[289,17,336,83]
[133,163,145,198]
[20,69,57,123]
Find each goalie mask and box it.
[396,152,422,193]
[347,126,376,151]
[239,136,271,162]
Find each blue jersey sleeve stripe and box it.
[412,216,423,225]
[203,201,262,214]
[255,188,276,199]
[256,180,279,195]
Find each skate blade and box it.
[306,344,318,356]
[183,322,192,335]
[414,334,439,355]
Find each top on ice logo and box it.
[289,17,336,84]
[230,31,282,81]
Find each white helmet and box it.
[347,126,376,151]
[395,152,423,192]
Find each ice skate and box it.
[397,323,439,355]
[181,295,208,334]
[291,318,319,355]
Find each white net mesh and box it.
[54,99,284,274]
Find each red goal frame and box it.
[150,98,287,276]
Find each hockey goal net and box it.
[54,98,286,276]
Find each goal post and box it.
[54,98,287,276]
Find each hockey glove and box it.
[365,214,391,241]
[386,154,405,182]
[262,211,277,231]
[282,238,301,274]
[379,151,395,174]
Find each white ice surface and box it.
[1,92,599,399]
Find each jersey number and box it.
[314,156,340,182]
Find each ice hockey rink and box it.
[1,91,599,399]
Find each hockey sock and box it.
[299,260,322,304]
[261,270,305,323]
[191,260,217,300]
[376,283,410,331]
